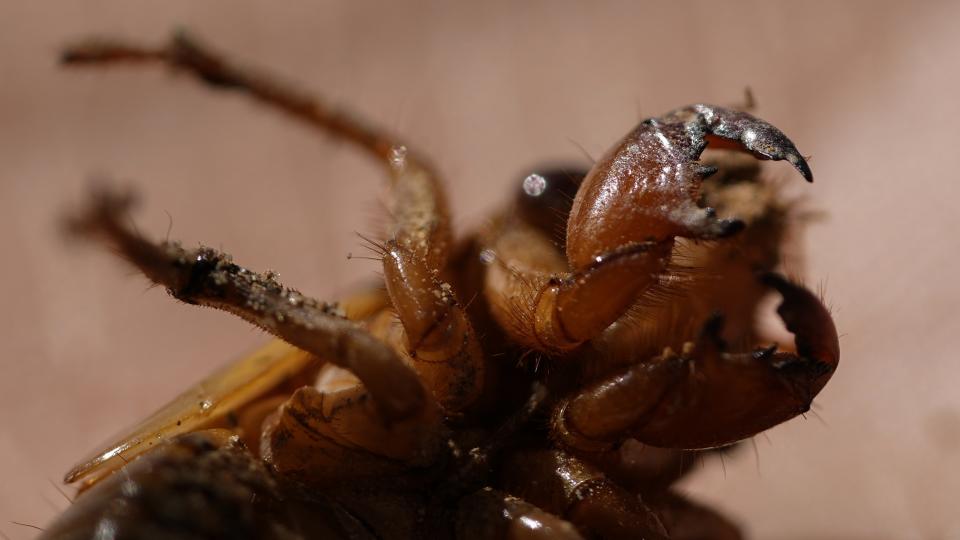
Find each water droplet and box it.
[199,399,213,413]
[390,145,408,170]
[479,249,496,265]
[522,173,547,197]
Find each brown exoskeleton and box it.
[43,30,838,539]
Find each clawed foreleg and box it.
[553,273,838,451]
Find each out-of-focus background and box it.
[1,1,958,538]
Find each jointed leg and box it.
[500,447,669,539]
[455,488,584,540]
[596,149,789,368]
[591,439,729,495]
[553,274,839,452]
[63,31,485,412]
[483,106,814,354]
[483,215,673,353]
[66,186,428,423]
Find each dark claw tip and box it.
[698,164,719,179]
[792,154,814,183]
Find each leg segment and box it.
[500,448,669,539]
[597,149,790,370]
[455,488,584,540]
[483,215,672,353]
[483,106,813,353]
[553,274,839,451]
[592,439,737,495]
[63,31,485,412]
[66,187,428,423]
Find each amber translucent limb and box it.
[66,187,428,423]
[456,488,584,540]
[500,448,669,539]
[65,31,486,411]
[481,216,566,351]
[378,242,486,412]
[554,274,839,451]
[482,216,673,353]
[64,340,314,485]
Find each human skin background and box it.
[1,1,959,538]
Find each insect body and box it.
[45,31,838,539]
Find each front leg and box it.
[552,274,839,451]
[484,106,814,353]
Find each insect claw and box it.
[759,272,840,384]
[674,104,814,182]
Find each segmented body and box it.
[44,32,838,540]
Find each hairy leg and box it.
[482,106,813,354]
[552,275,839,452]
[596,149,791,369]
[63,31,485,412]
[66,187,428,423]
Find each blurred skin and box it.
[1,2,959,539]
